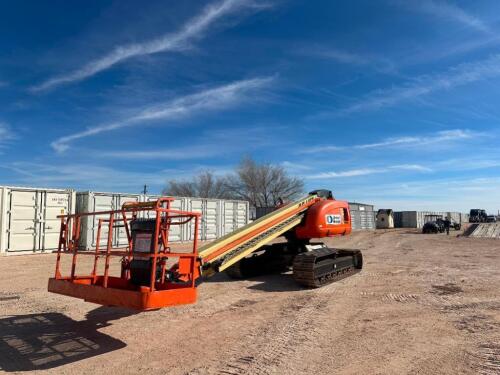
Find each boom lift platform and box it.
[48,190,362,310]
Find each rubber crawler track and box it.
[292,247,363,288]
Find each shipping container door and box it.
[359,212,367,229]
[351,211,361,230]
[92,195,114,247]
[235,202,247,229]
[187,198,204,241]
[222,202,235,235]
[143,196,184,242]
[115,195,140,246]
[7,190,40,251]
[204,200,219,241]
[41,192,70,250]
[167,198,184,242]
[361,212,375,229]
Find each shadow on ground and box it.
[203,271,305,292]
[247,273,306,292]
[0,306,134,372]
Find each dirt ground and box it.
[1,229,499,374]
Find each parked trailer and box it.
[0,186,75,255]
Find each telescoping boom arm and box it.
[198,193,321,276]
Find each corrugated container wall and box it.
[142,195,185,242]
[76,192,250,249]
[76,191,142,250]
[221,200,245,236]
[182,198,249,241]
[349,202,376,230]
[394,211,468,228]
[393,211,403,228]
[0,186,75,255]
[254,207,275,220]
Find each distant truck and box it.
[469,209,488,223]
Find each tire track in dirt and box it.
[192,280,354,375]
[424,292,500,374]
[354,270,500,374]
[381,293,419,303]
[342,272,500,375]
[470,342,500,375]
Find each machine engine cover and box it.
[294,199,351,239]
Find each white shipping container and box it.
[349,202,375,230]
[0,186,75,254]
[222,200,236,235]
[395,211,466,228]
[235,201,249,229]
[184,198,222,242]
[142,195,185,242]
[76,192,250,247]
[222,200,249,235]
[185,198,204,241]
[76,191,141,250]
[148,196,249,242]
[204,199,220,241]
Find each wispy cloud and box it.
[396,0,489,33]
[435,156,500,172]
[99,125,278,160]
[406,35,500,67]
[101,147,220,161]
[31,0,269,92]
[51,76,273,152]
[3,161,235,192]
[302,129,480,153]
[294,45,396,74]
[4,162,169,190]
[329,54,500,116]
[0,122,15,149]
[307,164,431,179]
[281,161,313,172]
[300,46,368,65]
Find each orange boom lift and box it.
[48,190,362,310]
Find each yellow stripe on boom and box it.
[199,193,319,274]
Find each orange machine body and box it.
[294,199,352,239]
[48,193,354,310]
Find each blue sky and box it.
[1,0,500,212]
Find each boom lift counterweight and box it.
[48,190,362,310]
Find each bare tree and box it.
[163,171,230,199]
[226,157,304,207]
[163,158,304,206]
